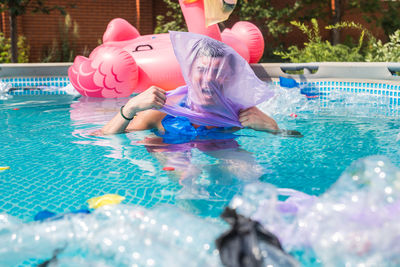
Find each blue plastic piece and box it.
[156,115,237,144]
[279,76,319,100]
[300,86,320,100]
[34,210,56,221]
[34,209,91,222]
[279,77,299,88]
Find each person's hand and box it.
[239,107,279,132]
[124,86,166,117]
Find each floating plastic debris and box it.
[0,205,223,267]
[216,207,298,267]
[34,209,91,222]
[0,166,10,171]
[57,83,80,96]
[0,82,12,100]
[229,156,400,266]
[279,77,320,100]
[87,194,125,209]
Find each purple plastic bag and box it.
[160,31,275,127]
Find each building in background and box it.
[0,0,389,63]
[0,0,164,62]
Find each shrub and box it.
[17,35,30,63]
[154,0,186,34]
[274,19,375,62]
[41,13,79,62]
[366,30,400,62]
[0,33,11,63]
[0,32,30,63]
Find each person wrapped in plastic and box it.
[100,31,300,138]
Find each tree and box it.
[154,0,186,34]
[155,0,300,61]
[299,0,400,45]
[0,0,74,63]
[225,0,301,61]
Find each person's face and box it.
[190,55,229,106]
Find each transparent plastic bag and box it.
[204,0,237,26]
[161,32,275,127]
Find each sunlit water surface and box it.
[1,89,399,221]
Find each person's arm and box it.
[100,86,167,135]
[239,106,279,132]
[239,107,303,137]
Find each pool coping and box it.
[253,62,400,82]
[0,63,72,77]
[1,62,400,82]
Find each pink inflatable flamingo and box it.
[68,0,265,98]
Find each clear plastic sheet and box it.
[0,205,223,267]
[230,156,400,266]
[1,203,299,267]
[0,82,12,100]
[160,31,275,127]
[204,0,237,26]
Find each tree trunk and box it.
[10,12,18,63]
[331,0,342,45]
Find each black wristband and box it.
[120,105,134,121]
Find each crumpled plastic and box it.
[229,156,400,266]
[0,205,224,267]
[216,207,298,267]
[160,31,275,128]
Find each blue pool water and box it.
[0,81,400,266]
[1,85,399,220]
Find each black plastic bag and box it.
[216,207,295,267]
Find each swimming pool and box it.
[1,78,399,266]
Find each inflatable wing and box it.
[69,1,265,98]
[69,19,184,98]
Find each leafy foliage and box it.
[0,0,75,62]
[298,0,400,40]
[154,0,300,61]
[274,19,377,62]
[154,0,186,34]
[366,30,400,62]
[0,32,30,63]
[229,0,300,39]
[229,0,301,61]
[41,14,79,62]
[17,35,30,62]
[154,0,300,38]
[152,1,400,63]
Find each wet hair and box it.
[192,38,226,58]
[191,38,235,72]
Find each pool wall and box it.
[253,62,400,81]
[1,62,400,79]
[1,63,399,101]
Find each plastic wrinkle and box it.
[159,32,275,128]
[230,156,400,266]
[216,207,298,267]
[0,205,223,267]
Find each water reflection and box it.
[143,136,264,216]
[69,97,266,217]
[69,96,129,126]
